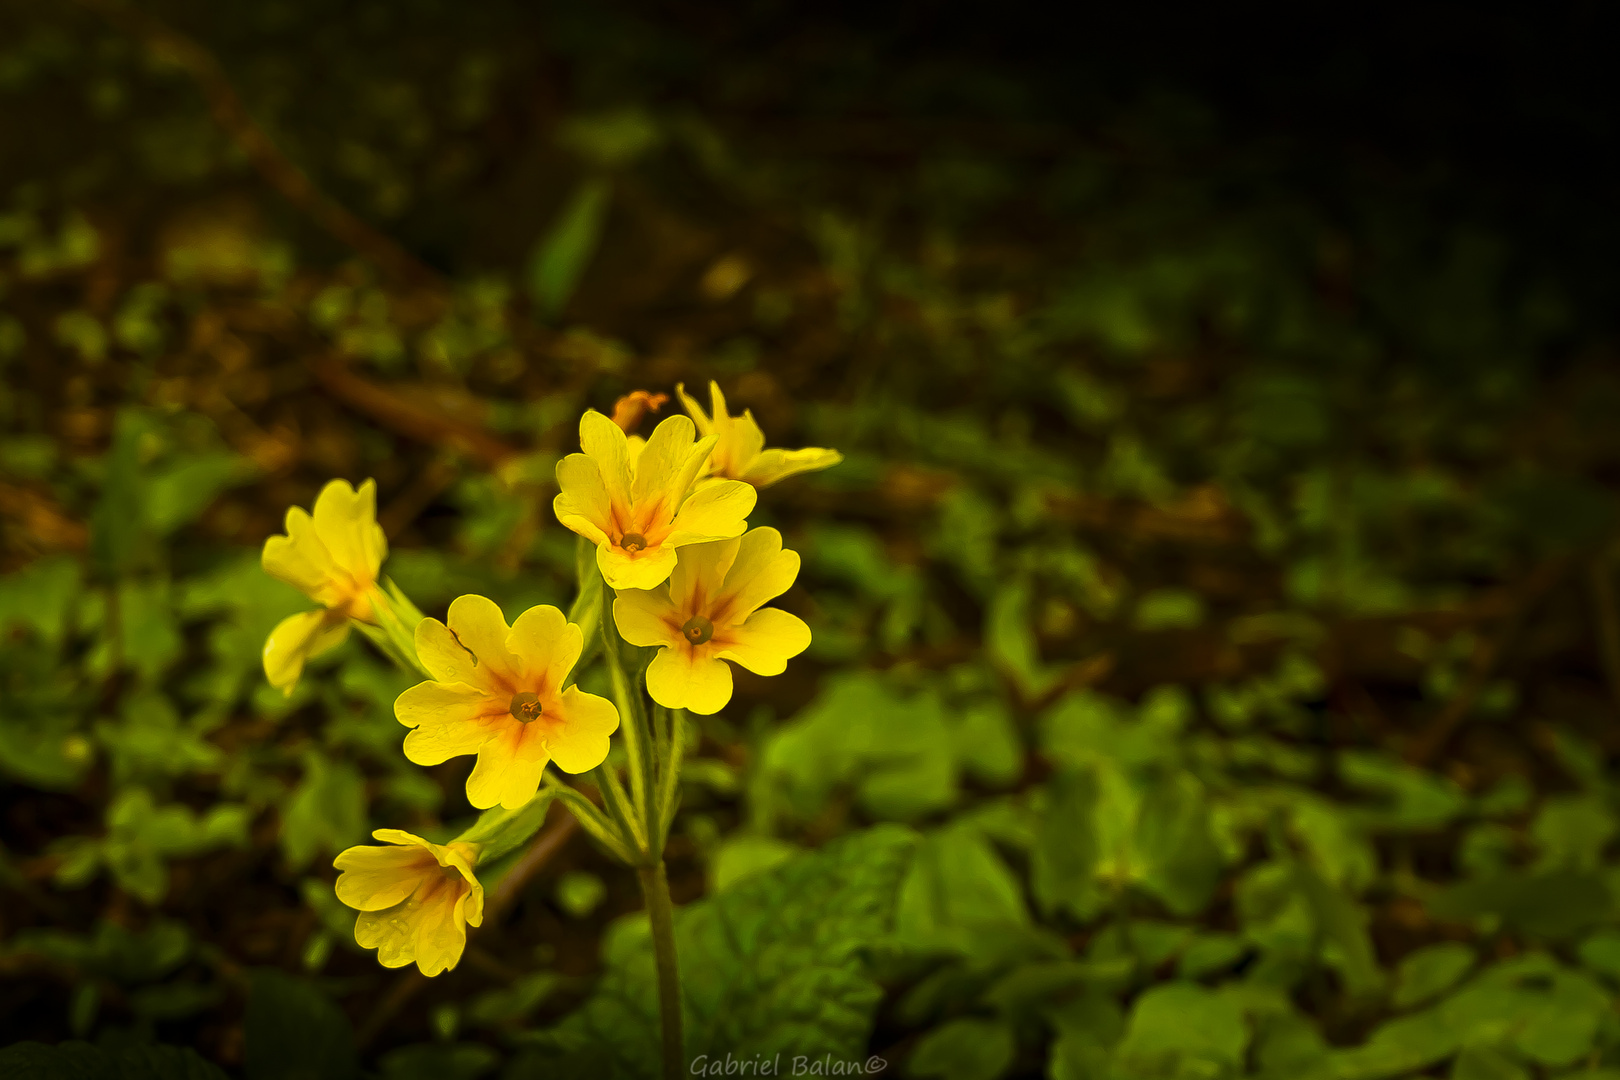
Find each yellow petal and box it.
[597,541,679,592]
[631,413,698,505]
[507,604,581,693]
[354,906,420,968]
[646,645,733,714]
[669,537,739,615]
[414,616,479,687]
[716,608,811,676]
[675,382,713,435]
[333,843,435,911]
[261,507,341,601]
[445,594,523,690]
[742,447,844,487]
[547,687,620,772]
[713,407,767,480]
[554,453,612,544]
[263,609,349,694]
[717,527,801,623]
[626,434,648,471]
[465,721,550,810]
[399,686,501,766]
[665,478,756,545]
[410,886,470,976]
[612,588,683,649]
[579,409,632,507]
[312,478,385,584]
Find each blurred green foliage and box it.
[3,2,1620,1078]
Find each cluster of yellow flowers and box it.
[260,382,837,975]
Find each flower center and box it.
[509,691,543,723]
[620,532,648,553]
[681,615,715,645]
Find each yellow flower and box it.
[261,478,387,693]
[554,409,757,591]
[395,595,619,809]
[676,380,843,487]
[613,527,811,714]
[334,829,483,977]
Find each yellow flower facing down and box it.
[613,527,811,714]
[334,829,483,977]
[261,478,388,694]
[676,380,843,488]
[395,595,620,809]
[554,409,757,591]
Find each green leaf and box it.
[281,749,367,871]
[541,825,917,1080]
[528,178,611,318]
[94,690,220,785]
[759,673,958,823]
[453,789,556,864]
[1392,942,1477,1009]
[986,577,1061,699]
[710,834,803,893]
[378,1043,498,1080]
[895,822,1029,957]
[1427,869,1613,940]
[908,1017,1016,1080]
[1031,767,1101,922]
[1133,770,1223,916]
[245,968,358,1080]
[1114,982,1248,1078]
[0,555,80,646]
[89,409,152,578]
[1293,862,1383,998]
[1577,929,1620,983]
[0,1041,227,1080]
[145,451,251,536]
[1449,1046,1529,1080]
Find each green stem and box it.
[600,576,656,844]
[637,861,683,1080]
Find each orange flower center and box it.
[681,615,714,645]
[620,532,648,552]
[509,691,543,723]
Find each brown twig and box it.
[1589,551,1620,716]
[310,359,519,469]
[487,812,579,923]
[1405,556,1571,766]
[354,970,428,1050]
[74,0,443,291]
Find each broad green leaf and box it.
[1392,942,1477,1009]
[987,577,1062,699]
[1577,929,1620,983]
[1134,770,1223,916]
[528,178,611,318]
[94,690,220,785]
[378,1043,498,1080]
[146,450,251,536]
[281,749,367,871]
[1449,1046,1529,1080]
[895,823,1029,957]
[760,673,957,823]
[1031,767,1101,922]
[0,555,80,645]
[0,1041,227,1080]
[909,1017,1016,1080]
[540,825,917,1080]
[1114,982,1248,1078]
[245,968,358,1080]
[1177,933,1251,980]
[1293,862,1383,998]
[1530,794,1616,870]
[1339,750,1467,831]
[710,834,803,892]
[1428,869,1613,940]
